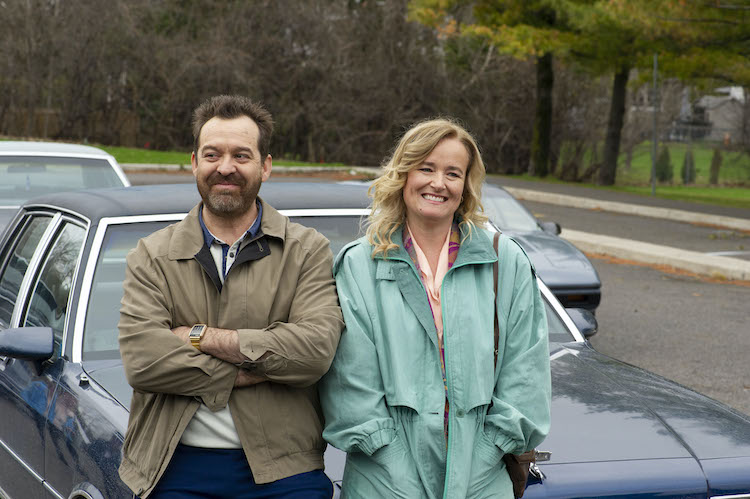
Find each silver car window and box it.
[0,215,54,328]
[0,156,124,203]
[23,222,86,355]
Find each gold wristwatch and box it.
[189,324,207,351]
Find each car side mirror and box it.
[0,327,54,360]
[566,308,598,338]
[539,221,561,235]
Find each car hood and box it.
[504,230,600,290]
[546,343,750,463]
[529,344,750,498]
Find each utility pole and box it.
[651,53,659,196]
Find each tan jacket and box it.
[117,199,343,497]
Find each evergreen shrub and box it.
[681,148,696,184]
[655,146,673,183]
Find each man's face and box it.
[192,116,272,219]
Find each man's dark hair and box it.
[192,95,274,159]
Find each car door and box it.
[0,211,86,498]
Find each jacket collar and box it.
[168,196,286,261]
[373,224,497,347]
[374,223,497,270]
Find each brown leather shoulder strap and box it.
[493,231,500,369]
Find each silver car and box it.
[0,141,130,231]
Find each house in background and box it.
[670,86,746,144]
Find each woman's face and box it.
[403,137,469,230]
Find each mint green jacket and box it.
[320,227,551,499]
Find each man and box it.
[118,95,343,498]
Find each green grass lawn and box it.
[100,145,346,168]
[617,141,750,186]
[100,146,193,166]
[7,138,747,209]
[613,184,750,209]
[545,140,750,209]
[107,141,748,209]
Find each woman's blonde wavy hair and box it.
[366,117,487,258]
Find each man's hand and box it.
[234,369,266,387]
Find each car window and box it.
[81,215,574,360]
[0,215,54,327]
[545,299,573,343]
[0,156,124,204]
[482,188,540,232]
[23,222,86,355]
[289,215,368,256]
[83,221,170,360]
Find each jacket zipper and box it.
[440,257,496,498]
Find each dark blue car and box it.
[482,184,601,312]
[0,183,749,498]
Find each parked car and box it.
[0,141,130,232]
[483,183,601,311]
[1,182,749,499]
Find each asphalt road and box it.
[588,256,750,416]
[524,200,750,261]
[127,171,750,416]
[516,196,749,415]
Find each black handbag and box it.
[492,231,536,499]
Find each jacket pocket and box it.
[465,433,511,499]
[259,385,324,458]
[343,434,425,499]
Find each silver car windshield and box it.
[81,215,574,360]
[0,156,124,204]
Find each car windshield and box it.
[0,156,124,204]
[82,215,575,360]
[482,186,540,233]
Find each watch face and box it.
[190,325,206,338]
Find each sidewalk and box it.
[490,175,750,221]
[487,175,750,282]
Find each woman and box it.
[320,118,550,498]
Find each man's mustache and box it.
[207,173,245,187]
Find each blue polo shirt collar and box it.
[199,200,263,247]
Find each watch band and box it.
[189,324,207,351]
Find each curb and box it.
[506,187,750,232]
[121,163,379,177]
[562,228,750,282]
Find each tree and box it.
[587,0,750,185]
[559,1,649,186]
[409,0,577,177]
